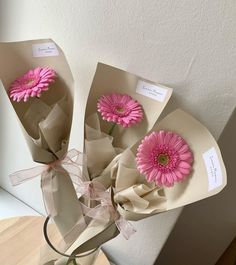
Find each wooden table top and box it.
[0,216,111,265]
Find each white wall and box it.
[0,1,235,265]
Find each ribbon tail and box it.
[85,205,109,222]
[9,165,47,186]
[62,149,82,162]
[115,217,137,240]
[80,202,92,215]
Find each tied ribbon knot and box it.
[82,190,137,240]
[75,180,107,200]
[9,149,137,240]
[9,149,86,217]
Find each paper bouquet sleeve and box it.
[85,62,173,148]
[114,109,227,220]
[0,39,85,242]
[84,63,173,180]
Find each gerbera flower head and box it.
[136,130,193,187]
[97,93,143,128]
[9,67,56,102]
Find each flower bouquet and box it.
[1,40,227,265]
[49,63,226,264]
[41,63,173,264]
[0,39,87,257]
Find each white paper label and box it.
[203,147,223,191]
[32,42,59,57]
[136,80,168,102]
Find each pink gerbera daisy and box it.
[97,93,143,128]
[9,67,56,102]
[136,130,193,187]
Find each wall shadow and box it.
[155,107,236,265]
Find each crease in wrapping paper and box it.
[85,114,118,179]
[39,103,68,154]
[23,95,70,157]
[112,109,227,221]
[0,39,86,256]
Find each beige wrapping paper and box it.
[0,40,85,245]
[59,108,226,263]
[61,62,175,260]
[84,62,173,183]
[113,109,227,221]
[85,62,173,149]
[43,67,226,263]
[0,48,227,264]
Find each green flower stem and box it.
[108,123,116,136]
[70,259,78,265]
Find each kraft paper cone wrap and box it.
[85,62,173,149]
[0,39,85,241]
[84,62,173,185]
[113,109,227,221]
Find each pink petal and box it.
[179,144,190,154]
[179,167,191,175]
[179,161,192,169]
